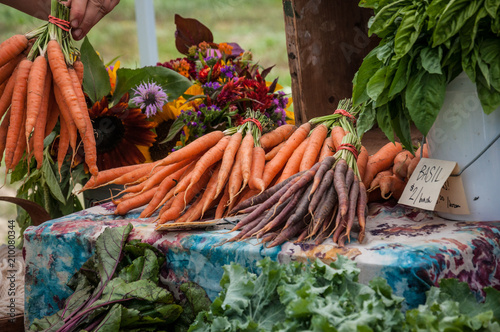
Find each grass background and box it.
[0,0,291,242]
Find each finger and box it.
[71,0,120,40]
[69,0,87,29]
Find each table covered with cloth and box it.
[23,201,500,327]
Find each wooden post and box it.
[283,0,379,123]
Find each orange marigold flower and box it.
[218,42,233,55]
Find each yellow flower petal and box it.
[137,145,153,163]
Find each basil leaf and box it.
[432,0,483,47]
[41,159,66,204]
[405,70,447,136]
[485,0,500,17]
[390,102,413,153]
[459,8,488,53]
[462,49,478,83]
[477,74,500,114]
[376,104,395,142]
[80,37,112,104]
[479,37,500,92]
[394,8,425,58]
[352,49,382,105]
[426,0,449,30]
[421,47,443,75]
[369,0,410,37]
[367,66,388,101]
[356,103,376,137]
[389,54,411,97]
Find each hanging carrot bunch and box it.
[0,0,98,178]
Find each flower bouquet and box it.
[153,15,293,157]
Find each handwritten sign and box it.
[399,158,469,214]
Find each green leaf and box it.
[41,158,66,204]
[420,47,443,74]
[118,249,159,283]
[388,53,412,97]
[432,0,484,46]
[479,36,500,92]
[477,74,500,114]
[356,102,376,137]
[390,103,414,153]
[426,0,449,30]
[393,8,425,58]
[94,224,134,289]
[80,37,111,104]
[160,116,186,144]
[352,49,383,105]
[405,70,447,136]
[376,104,395,142]
[93,303,122,332]
[485,0,500,17]
[366,66,388,101]
[369,0,410,37]
[113,66,192,105]
[459,8,488,53]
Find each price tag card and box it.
[398,158,469,214]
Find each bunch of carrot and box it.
[363,141,428,201]
[225,100,369,247]
[0,0,97,177]
[81,109,298,222]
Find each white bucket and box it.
[427,72,500,221]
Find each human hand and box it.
[68,0,120,41]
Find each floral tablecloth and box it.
[23,201,500,327]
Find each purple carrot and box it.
[333,159,349,217]
[345,176,360,242]
[332,210,345,244]
[229,170,305,214]
[260,185,308,234]
[309,155,336,197]
[268,216,308,248]
[277,161,321,205]
[357,181,368,244]
[310,183,338,238]
[283,182,314,230]
[241,197,292,240]
[230,176,301,231]
[308,168,334,215]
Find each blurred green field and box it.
[0,0,291,87]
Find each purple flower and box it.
[221,65,236,78]
[202,81,222,90]
[131,81,168,118]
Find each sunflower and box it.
[75,93,157,171]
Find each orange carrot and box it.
[33,71,52,169]
[215,184,231,219]
[216,131,242,198]
[201,162,222,216]
[25,55,48,143]
[356,145,369,181]
[87,160,162,188]
[228,144,243,205]
[330,126,346,151]
[0,109,10,164]
[185,135,230,194]
[44,91,59,137]
[393,150,414,179]
[4,59,31,170]
[379,174,407,200]
[11,107,27,170]
[57,117,70,179]
[47,40,88,139]
[260,124,296,150]
[300,124,327,172]
[263,122,311,187]
[115,186,158,215]
[265,141,285,161]
[139,166,188,218]
[0,53,23,86]
[53,84,78,153]
[0,34,28,68]
[156,130,225,168]
[407,143,428,179]
[158,165,212,224]
[82,163,146,191]
[239,130,255,190]
[368,169,393,191]
[248,146,266,193]
[0,64,19,120]
[278,137,309,183]
[318,136,335,162]
[68,66,98,176]
[175,195,205,223]
[362,141,403,188]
